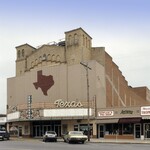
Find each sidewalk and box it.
[10,137,150,144]
[90,138,150,144]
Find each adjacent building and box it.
[7,28,150,139]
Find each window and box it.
[83,35,85,46]
[74,33,78,44]
[18,50,20,58]
[68,35,72,45]
[52,55,55,62]
[88,40,91,48]
[39,56,42,63]
[123,123,133,134]
[43,54,47,61]
[86,37,87,48]
[56,55,60,62]
[22,49,24,57]
[47,54,51,61]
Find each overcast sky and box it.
[0,0,150,113]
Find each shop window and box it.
[123,123,133,134]
[79,124,93,136]
[105,124,113,135]
[9,126,18,136]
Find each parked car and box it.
[43,131,57,142]
[0,130,10,141]
[63,131,88,144]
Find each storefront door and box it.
[134,124,141,138]
[144,124,150,139]
[98,124,105,138]
[55,125,61,137]
[34,125,42,137]
[18,126,22,136]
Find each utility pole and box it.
[80,62,91,141]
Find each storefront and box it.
[96,107,144,139]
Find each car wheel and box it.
[81,141,85,144]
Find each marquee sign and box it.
[54,99,83,108]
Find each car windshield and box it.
[46,131,56,134]
[69,131,83,135]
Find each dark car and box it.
[0,130,10,141]
[43,131,57,142]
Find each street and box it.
[0,140,150,150]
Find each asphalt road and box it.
[0,140,150,150]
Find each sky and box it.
[0,0,150,113]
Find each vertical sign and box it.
[27,95,32,119]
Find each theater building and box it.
[7,28,150,139]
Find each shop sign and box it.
[98,111,114,117]
[54,99,83,108]
[141,106,150,115]
[120,110,133,114]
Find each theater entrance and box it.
[32,120,61,137]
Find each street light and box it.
[80,62,91,141]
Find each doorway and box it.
[144,123,150,139]
[18,126,22,136]
[134,124,141,138]
[98,124,105,138]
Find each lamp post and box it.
[80,62,91,141]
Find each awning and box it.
[118,118,141,123]
[96,119,119,124]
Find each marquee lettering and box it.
[54,99,83,108]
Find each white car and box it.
[63,131,88,144]
[43,131,57,142]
